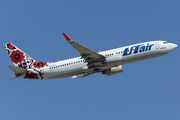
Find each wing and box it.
[62,33,105,67]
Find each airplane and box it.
[3,33,178,80]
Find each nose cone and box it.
[171,43,178,49]
[167,43,178,53]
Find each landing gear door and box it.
[154,42,159,49]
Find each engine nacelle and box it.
[102,65,123,76]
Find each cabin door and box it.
[154,42,159,49]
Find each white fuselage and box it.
[41,41,176,79]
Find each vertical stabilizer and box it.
[3,43,36,69]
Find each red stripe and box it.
[62,33,71,41]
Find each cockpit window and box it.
[163,41,168,44]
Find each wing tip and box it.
[62,33,72,42]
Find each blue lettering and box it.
[123,43,154,56]
[123,48,132,56]
[139,45,145,52]
[160,47,166,49]
[123,45,141,56]
[145,43,149,51]
[134,45,141,54]
[149,44,154,50]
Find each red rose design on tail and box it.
[10,50,24,64]
[33,61,48,68]
[24,72,39,79]
[7,43,15,49]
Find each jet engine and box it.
[102,65,123,76]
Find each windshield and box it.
[163,41,168,44]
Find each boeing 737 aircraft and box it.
[4,33,178,80]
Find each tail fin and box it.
[3,43,36,69]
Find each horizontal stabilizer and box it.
[7,65,29,74]
[11,76,17,80]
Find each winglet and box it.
[62,33,72,42]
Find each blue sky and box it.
[1,0,180,120]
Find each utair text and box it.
[123,43,154,56]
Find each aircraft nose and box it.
[171,43,178,49]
